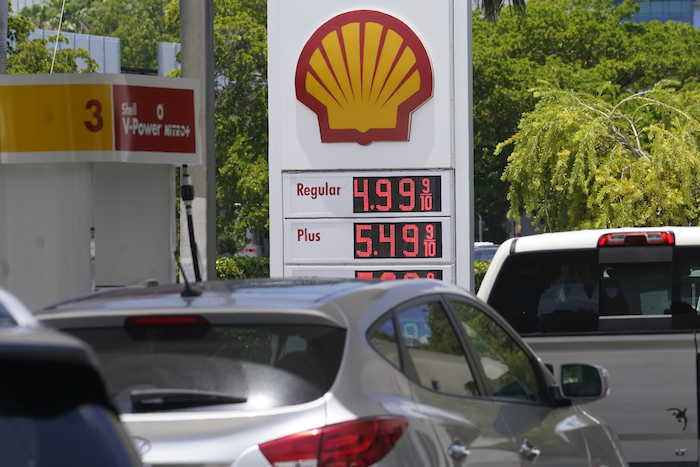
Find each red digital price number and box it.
[356,270,443,280]
[354,222,442,259]
[353,176,441,213]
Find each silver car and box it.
[37,278,627,467]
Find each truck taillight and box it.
[259,417,407,467]
[598,231,674,246]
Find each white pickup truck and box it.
[477,227,700,467]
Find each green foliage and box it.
[8,1,98,73]
[212,0,269,254]
[19,0,93,32]
[474,260,491,292]
[8,34,99,73]
[478,0,526,22]
[8,2,34,52]
[164,0,268,253]
[20,0,179,70]
[473,0,700,239]
[86,0,178,70]
[500,81,700,231]
[216,255,270,279]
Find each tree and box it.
[8,34,98,73]
[8,1,34,50]
[164,0,267,254]
[7,2,97,73]
[473,0,700,240]
[213,0,268,253]
[86,0,177,71]
[499,81,700,231]
[20,0,92,33]
[479,0,526,21]
[21,0,178,71]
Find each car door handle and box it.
[519,439,541,463]
[448,438,470,462]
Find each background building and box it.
[617,0,700,26]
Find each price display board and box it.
[355,269,443,280]
[353,175,441,213]
[285,265,450,281]
[354,221,442,259]
[283,170,450,218]
[283,170,452,279]
[283,169,453,281]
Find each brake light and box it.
[124,315,209,326]
[124,315,211,340]
[597,231,674,246]
[259,417,407,467]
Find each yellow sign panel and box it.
[0,84,113,153]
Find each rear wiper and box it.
[130,389,247,412]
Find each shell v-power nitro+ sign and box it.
[268,2,473,288]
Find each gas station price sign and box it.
[355,270,443,280]
[283,217,451,263]
[354,221,442,259]
[282,170,452,278]
[284,265,451,280]
[283,170,451,218]
[353,175,441,213]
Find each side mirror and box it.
[553,363,610,404]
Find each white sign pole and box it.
[454,0,475,290]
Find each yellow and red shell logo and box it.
[296,10,433,145]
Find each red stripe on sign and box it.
[113,85,196,154]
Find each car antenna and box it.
[181,164,203,282]
[174,252,202,297]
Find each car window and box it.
[676,247,700,328]
[0,359,140,467]
[396,301,478,396]
[68,323,345,412]
[488,247,700,334]
[599,262,672,316]
[489,250,599,334]
[368,313,401,369]
[450,300,542,402]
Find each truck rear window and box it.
[487,247,700,334]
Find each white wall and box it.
[0,163,92,311]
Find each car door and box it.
[391,296,522,467]
[445,297,594,467]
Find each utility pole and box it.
[178,1,216,280]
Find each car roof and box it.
[36,278,473,328]
[505,226,700,254]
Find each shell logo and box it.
[296,10,433,145]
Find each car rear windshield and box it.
[0,359,140,467]
[67,323,345,413]
[487,246,700,334]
